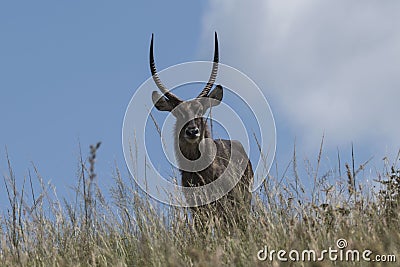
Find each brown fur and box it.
[174,111,254,231]
[150,33,253,232]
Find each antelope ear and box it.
[201,85,223,109]
[152,91,175,112]
[208,85,223,102]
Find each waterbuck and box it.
[150,33,254,231]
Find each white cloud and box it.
[201,0,400,155]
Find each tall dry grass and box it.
[1,143,399,266]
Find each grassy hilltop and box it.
[1,143,399,266]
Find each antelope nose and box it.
[185,127,200,137]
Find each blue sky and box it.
[1,1,400,208]
[0,1,210,207]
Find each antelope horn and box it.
[149,34,182,103]
[197,32,219,98]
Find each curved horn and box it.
[150,34,182,103]
[198,32,219,98]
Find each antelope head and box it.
[150,33,223,146]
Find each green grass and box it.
[1,143,399,266]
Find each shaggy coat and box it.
[149,32,254,229]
